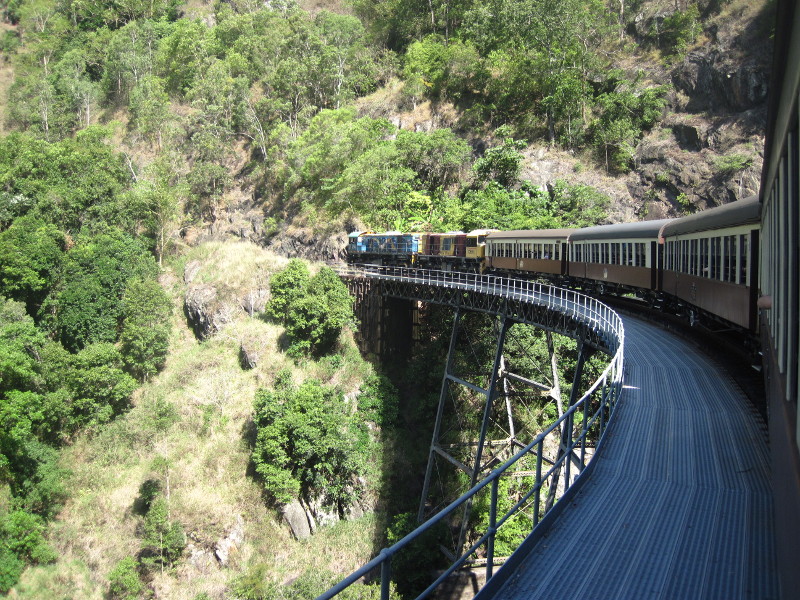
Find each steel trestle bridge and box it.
[321,266,626,599]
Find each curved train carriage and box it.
[660,196,760,330]
[485,229,571,277]
[757,0,800,595]
[567,219,671,295]
[347,195,761,333]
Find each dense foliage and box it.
[267,261,355,357]
[0,0,677,236]
[0,71,172,598]
[251,371,372,510]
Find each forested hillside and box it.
[0,0,774,598]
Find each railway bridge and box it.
[321,266,775,600]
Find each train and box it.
[347,194,761,333]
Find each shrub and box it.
[714,153,753,177]
[270,265,354,358]
[140,495,185,571]
[108,556,144,600]
[358,374,399,427]
[654,5,702,58]
[119,279,173,382]
[251,377,370,509]
[0,547,23,594]
[266,259,310,323]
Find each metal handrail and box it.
[320,265,625,600]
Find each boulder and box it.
[184,284,236,340]
[672,50,769,114]
[282,500,312,540]
[214,516,245,567]
[240,288,269,316]
[239,341,260,370]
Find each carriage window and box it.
[673,241,678,271]
[740,234,749,285]
[666,241,672,270]
[710,237,721,280]
[722,236,731,281]
[673,241,679,271]
[610,243,619,265]
[699,238,708,277]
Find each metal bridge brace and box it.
[418,310,513,526]
[454,316,511,553]
[417,309,595,561]
[544,335,592,513]
[418,306,463,523]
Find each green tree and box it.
[65,343,137,428]
[52,48,100,130]
[108,556,144,600]
[129,75,172,149]
[0,546,23,594]
[590,82,667,173]
[357,374,399,427]
[41,228,157,351]
[140,494,185,572]
[251,375,370,510]
[283,267,355,357]
[123,157,186,266]
[0,129,132,231]
[0,297,46,395]
[473,127,527,188]
[156,18,219,96]
[0,508,56,592]
[266,259,310,323]
[394,128,471,193]
[0,215,65,313]
[119,279,172,382]
[103,20,170,103]
[547,179,609,227]
[650,5,702,58]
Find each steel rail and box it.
[319,265,625,600]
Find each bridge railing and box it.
[337,264,623,353]
[320,266,625,600]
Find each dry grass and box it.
[12,241,384,599]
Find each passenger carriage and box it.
[567,220,672,294]
[485,229,572,277]
[660,196,760,330]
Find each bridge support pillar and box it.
[346,277,414,361]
